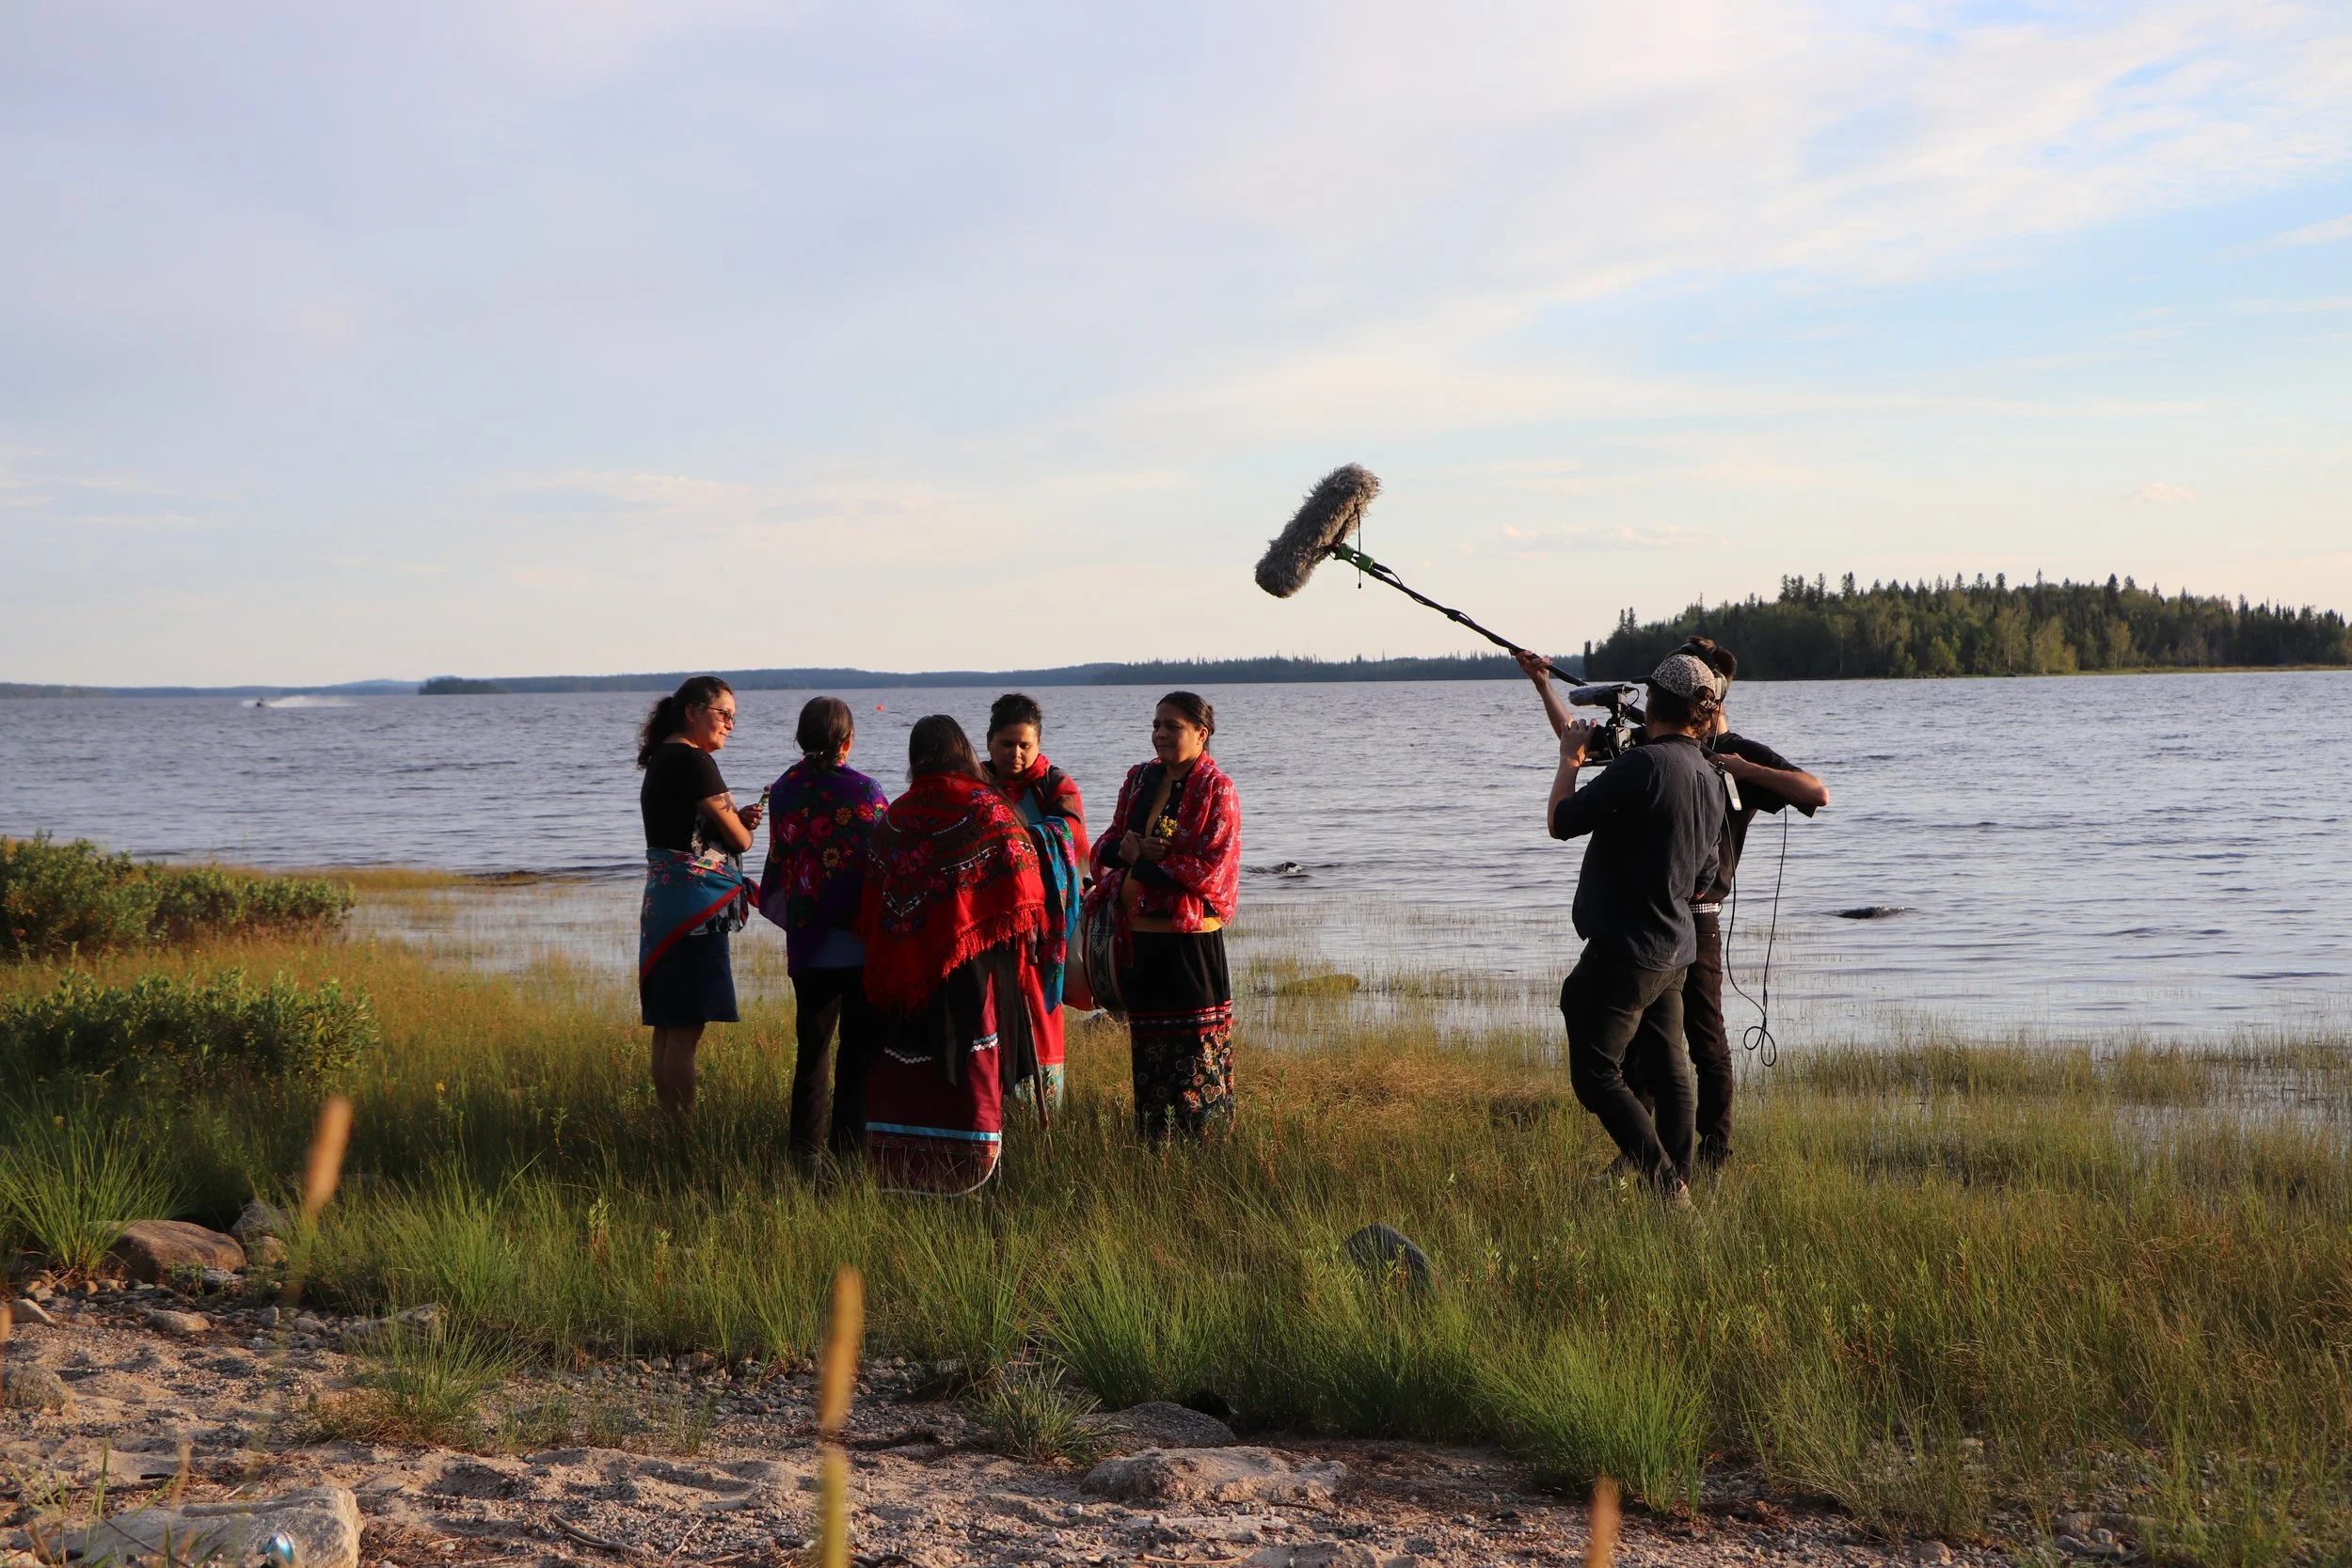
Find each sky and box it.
[4,1,2350,687]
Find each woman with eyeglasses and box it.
[636,674,763,1119]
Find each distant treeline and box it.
[420,653,1547,695]
[1587,575,2352,681]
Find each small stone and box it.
[9,1298,55,1327]
[1906,1544,1953,1566]
[109,1221,246,1283]
[257,1306,282,1328]
[146,1308,213,1337]
[233,1200,292,1245]
[681,1351,715,1373]
[1342,1224,1433,1293]
[1,1368,72,1412]
[199,1267,243,1291]
[1081,1448,1347,1507]
[340,1304,444,1350]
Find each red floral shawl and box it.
[1089,752,1241,934]
[859,771,1047,1014]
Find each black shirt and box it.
[641,742,728,853]
[1549,732,1729,972]
[1697,733,1818,905]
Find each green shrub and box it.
[1047,1236,1220,1410]
[0,836,354,961]
[0,1102,180,1271]
[974,1363,1106,1465]
[1483,1329,1707,1511]
[0,968,378,1085]
[310,1323,520,1447]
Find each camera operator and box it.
[1516,647,1730,1207]
[1627,637,1829,1169]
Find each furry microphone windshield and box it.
[1254,464,1381,598]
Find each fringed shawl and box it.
[639,847,754,981]
[859,771,1047,1015]
[1089,752,1242,935]
[988,756,1086,1011]
[757,757,888,971]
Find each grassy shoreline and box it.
[2,905,2348,1561]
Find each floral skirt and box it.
[1120,929,1233,1140]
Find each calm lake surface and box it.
[4,671,2346,1041]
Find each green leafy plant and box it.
[0,968,377,1086]
[0,836,353,962]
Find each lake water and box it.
[4,671,2347,1042]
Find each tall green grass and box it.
[0,836,354,961]
[1,920,2346,1559]
[0,1100,181,1271]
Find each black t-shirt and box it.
[641,742,728,853]
[1697,732,1816,904]
[1549,732,1729,972]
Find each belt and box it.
[1690,903,1722,916]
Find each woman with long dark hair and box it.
[1087,691,1242,1140]
[856,715,1049,1194]
[758,695,890,1176]
[980,692,1088,1112]
[636,675,762,1118]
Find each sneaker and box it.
[1660,1178,1695,1213]
[1594,1155,1638,1188]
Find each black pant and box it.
[1560,942,1693,1185]
[788,966,882,1172]
[1629,911,1733,1164]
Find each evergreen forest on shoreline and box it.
[8,575,2351,699]
[1586,574,2352,681]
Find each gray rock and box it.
[146,1307,213,1337]
[9,1297,56,1327]
[340,1303,444,1350]
[108,1220,246,1283]
[1081,1448,1347,1507]
[233,1199,293,1245]
[1244,1546,1386,1568]
[1343,1224,1433,1293]
[1159,1514,1272,1543]
[1,1367,72,1412]
[72,1486,359,1568]
[199,1266,243,1291]
[1081,1401,1237,1453]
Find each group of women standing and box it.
[632,678,1243,1193]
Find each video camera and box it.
[1568,682,1645,765]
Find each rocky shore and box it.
[0,1250,2041,1568]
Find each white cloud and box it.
[2262,211,2352,247]
[5,0,2352,681]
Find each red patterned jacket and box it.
[1089,752,1242,933]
